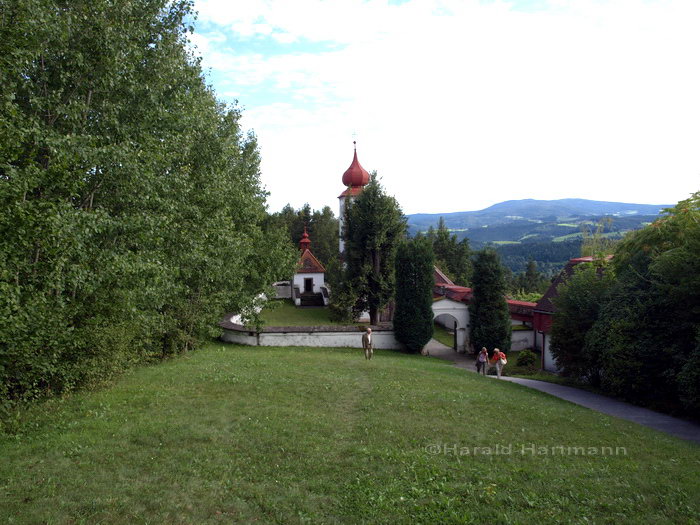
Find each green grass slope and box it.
[1,345,698,524]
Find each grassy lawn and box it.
[432,322,455,348]
[1,344,699,524]
[259,299,361,327]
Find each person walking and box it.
[362,327,374,360]
[491,348,507,378]
[476,347,489,375]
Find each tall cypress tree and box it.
[394,237,435,352]
[343,176,405,325]
[469,249,511,354]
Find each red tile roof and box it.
[508,300,538,307]
[434,284,473,303]
[297,249,326,273]
[433,272,536,321]
[338,186,365,199]
[434,266,454,285]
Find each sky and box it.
[190,0,699,215]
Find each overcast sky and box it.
[190,0,699,215]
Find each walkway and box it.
[423,339,475,371]
[426,339,700,445]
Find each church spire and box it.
[342,141,370,187]
[299,226,311,252]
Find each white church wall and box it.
[338,196,346,254]
[272,281,291,299]
[432,299,470,329]
[293,272,325,294]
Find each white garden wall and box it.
[511,329,535,352]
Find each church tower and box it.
[338,141,370,255]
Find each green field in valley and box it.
[1,344,698,524]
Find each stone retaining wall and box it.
[219,318,403,349]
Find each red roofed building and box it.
[431,266,537,353]
[292,228,329,306]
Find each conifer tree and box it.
[469,249,511,354]
[394,237,434,352]
[343,176,405,325]
[431,217,472,285]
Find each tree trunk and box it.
[369,304,377,326]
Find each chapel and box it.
[292,227,328,306]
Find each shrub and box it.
[516,349,538,368]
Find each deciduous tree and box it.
[550,261,615,385]
[0,0,295,415]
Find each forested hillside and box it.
[407,199,668,274]
[0,0,295,417]
[495,241,582,276]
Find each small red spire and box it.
[299,226,311,251]
[342,141,370,188]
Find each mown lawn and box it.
[432,322,455,348]
[259,299,362,326]
[1,344,699,524]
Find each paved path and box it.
[425,339,700,445]
[423,339,476,371]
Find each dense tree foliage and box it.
[550,193,700,417]
[425,217,472,285]
[469,249,511,354]
[550,262,615,385]
[509,259,550,298]
[266,204,339,267]
[0,0,295,415]
[394,237,434,352]
[580,218,618,258]
[341,176,405,325]
[495,241,581,275]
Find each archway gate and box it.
[432,297,470,352]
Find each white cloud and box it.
[193,0,700,214]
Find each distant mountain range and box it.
[407,199,673,274]
[407,198,672,233]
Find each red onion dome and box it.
[342,142,370,187]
